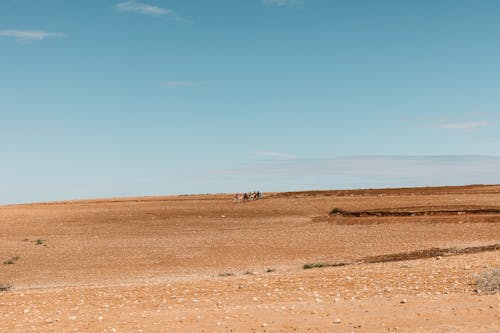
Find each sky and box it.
[1,0,500,204]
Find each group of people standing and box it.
[233,191,262,202]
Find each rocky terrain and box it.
[1,185,499,332]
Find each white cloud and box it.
[262,0,304,7]
[0,30,66,43]
[115,1,172,16]
[439,121,489,130]
[163,81,206,87]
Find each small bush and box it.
[3,256,20,265]
[303,262,329,270]
[265,268,275,273]
[475,269,500,294]
[35,239,44,245]
[243,271,254,275]
[330,208,346,215]
[219,272,234,277]
[0,284,12,292]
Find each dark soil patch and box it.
[302,244,500,270]
[329,207,500,217]
[360,244,500,264]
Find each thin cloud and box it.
[115,1,172,16]
[439,121,489,130]
[163,81,207,88]
[262,0,305,7]
[250,151,296,158]
[201,155,500,190]
[0,29,66,43]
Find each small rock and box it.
[333,319,342,324]
[262,323,268,327]
[400,299,408,304]
[464,265,471,270]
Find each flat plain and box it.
[1,185,499,332]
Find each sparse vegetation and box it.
[3,256,20,265]
[475,269,500,294]
[303,262,329,269]
[219,272,234,277]
[330,208,347,215]
[0,284,12,292]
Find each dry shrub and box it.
[475,269,500,294]
[0,284,12,292]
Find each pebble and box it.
[400,299,408,304]
[333,319,342,324]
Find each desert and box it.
[1,184,499,332]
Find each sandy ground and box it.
[1,185,499,332]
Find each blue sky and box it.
[1,0,500,204]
